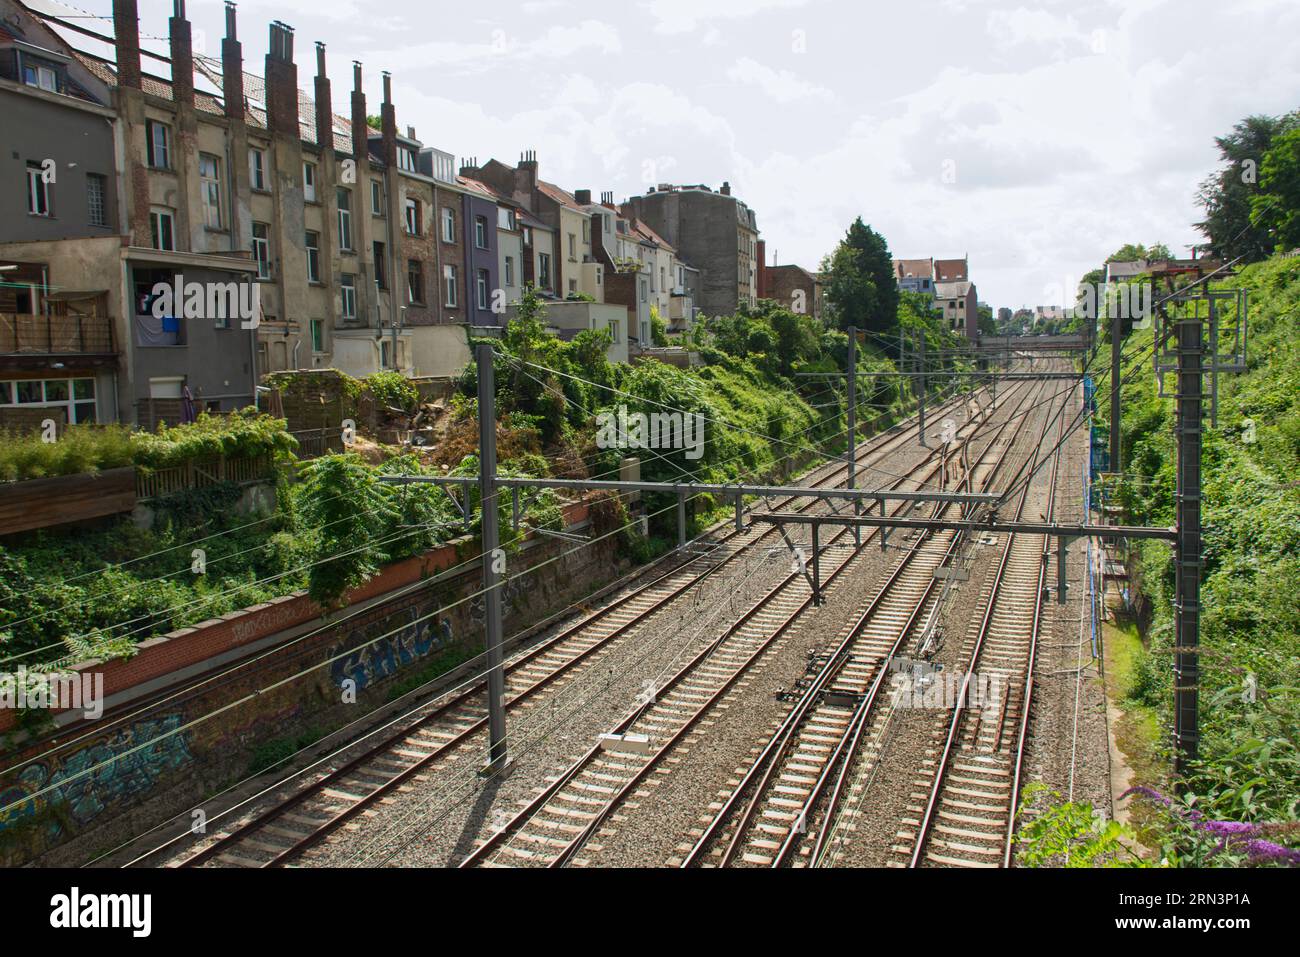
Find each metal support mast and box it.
[847,326,860,546]
[476,343,507,769]
[1173,310,1203,777]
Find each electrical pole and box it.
[1110,288,1122,474]
[1173,309,1203,778]
[917,328,927,447]
[476,343,507,769]
[847,326,859,546]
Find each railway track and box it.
[897,381,1066,869]
[456,380,1038,868]
[677,374,1047,867]
[132,381,990,868]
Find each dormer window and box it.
[23,62,58,92]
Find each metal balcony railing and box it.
[0,313,116,355]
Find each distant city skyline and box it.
[37,0,1300,308]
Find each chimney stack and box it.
[112,0,142,90]
[720,181,731,196]
[221,1,243,120]
[313,41,333,149]
[380,70,397,166]
[574,189,591,206]
[350,61,368,160]
[265,21,299,137]
[168,0,194,108]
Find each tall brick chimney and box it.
[516,149,538,194]
[168,0,194,109]
[112,0,141,90]
[221,1,243,120]
[720,181,731,196]
[265,21,299,138]
[380,70,397,167]
[350,61,368,161]
[313,41,333,149]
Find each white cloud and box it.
[726,57,833,103]
[640,0,813,34]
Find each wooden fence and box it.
[135,454,274,500]
[0,467,136,537]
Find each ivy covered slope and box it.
[1118,253,1300,822]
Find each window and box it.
[504,256,515,287]
[303,161,317,202]
[582,220,590,244]
[441,207,455,243]
[407,260,423,304]
[146,120,170,168]
[640,278,648,302]
[475,269,489,310]
[341,274,356,319]
[1,377,96,424]
[398,146,417,172]
[252,222,271,279]
[443,264,458,306]
[310,318,324,353]
[474,215,488,249]
[522,226,532,246]
[199,153,222,228]
[248,148,266,191]
[373,242,387,289]
[86,173,107,226]
[404,197,420,235]
[607,319,620,343]
[150,208,175,250]
[568,279,577,294]
[22,62,57,92]
[538,252,551,289]
[26,162,50,216]
[568,233,576,260]
[497,207,516,230]
[336,188,353,250]
[371,180,384,216]
[305,231,321,283]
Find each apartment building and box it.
[626,181,758,319]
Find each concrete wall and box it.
[410,322,471,379]
[0,504,626,866]
[0,85,118,242]
[541,300,629,364]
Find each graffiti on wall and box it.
[0,714,193,837]
[329,600,456,694]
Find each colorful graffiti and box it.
[0,714,193,837]
[329,602,455,694]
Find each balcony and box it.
[0,311,116,362]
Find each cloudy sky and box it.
[93,1,1300,307]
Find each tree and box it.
[1251,126,1300,252]
[1196,113,1300,262]
[822,218,899,337]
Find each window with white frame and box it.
[538,252,551,289]
[341,273,356,319]
[22,61,57,92]
[504,256,514,287]
[443,264,458,306]
[337,188,353,250]
[407,260,424,304]
[474,215,488,249]
[305,230,321,283]
[252,222,271,279]
[404,197,420,235]
[303,161,317,202]
[475,269,489,310]
[371,179,384,216]
[146,120,170,169]
[441,206,455,242]
[26,162,50,216]
[248,148,267,191]
[199,153,222,228]
[607,318,619,343]
[0,377,96,424]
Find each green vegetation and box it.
[0,409,295,483]
[1197,111,1300,261]
[1014,783,1144,867]
[1104,252,1300,860]
[821,217,899,336]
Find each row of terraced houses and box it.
[0,0,886,431]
